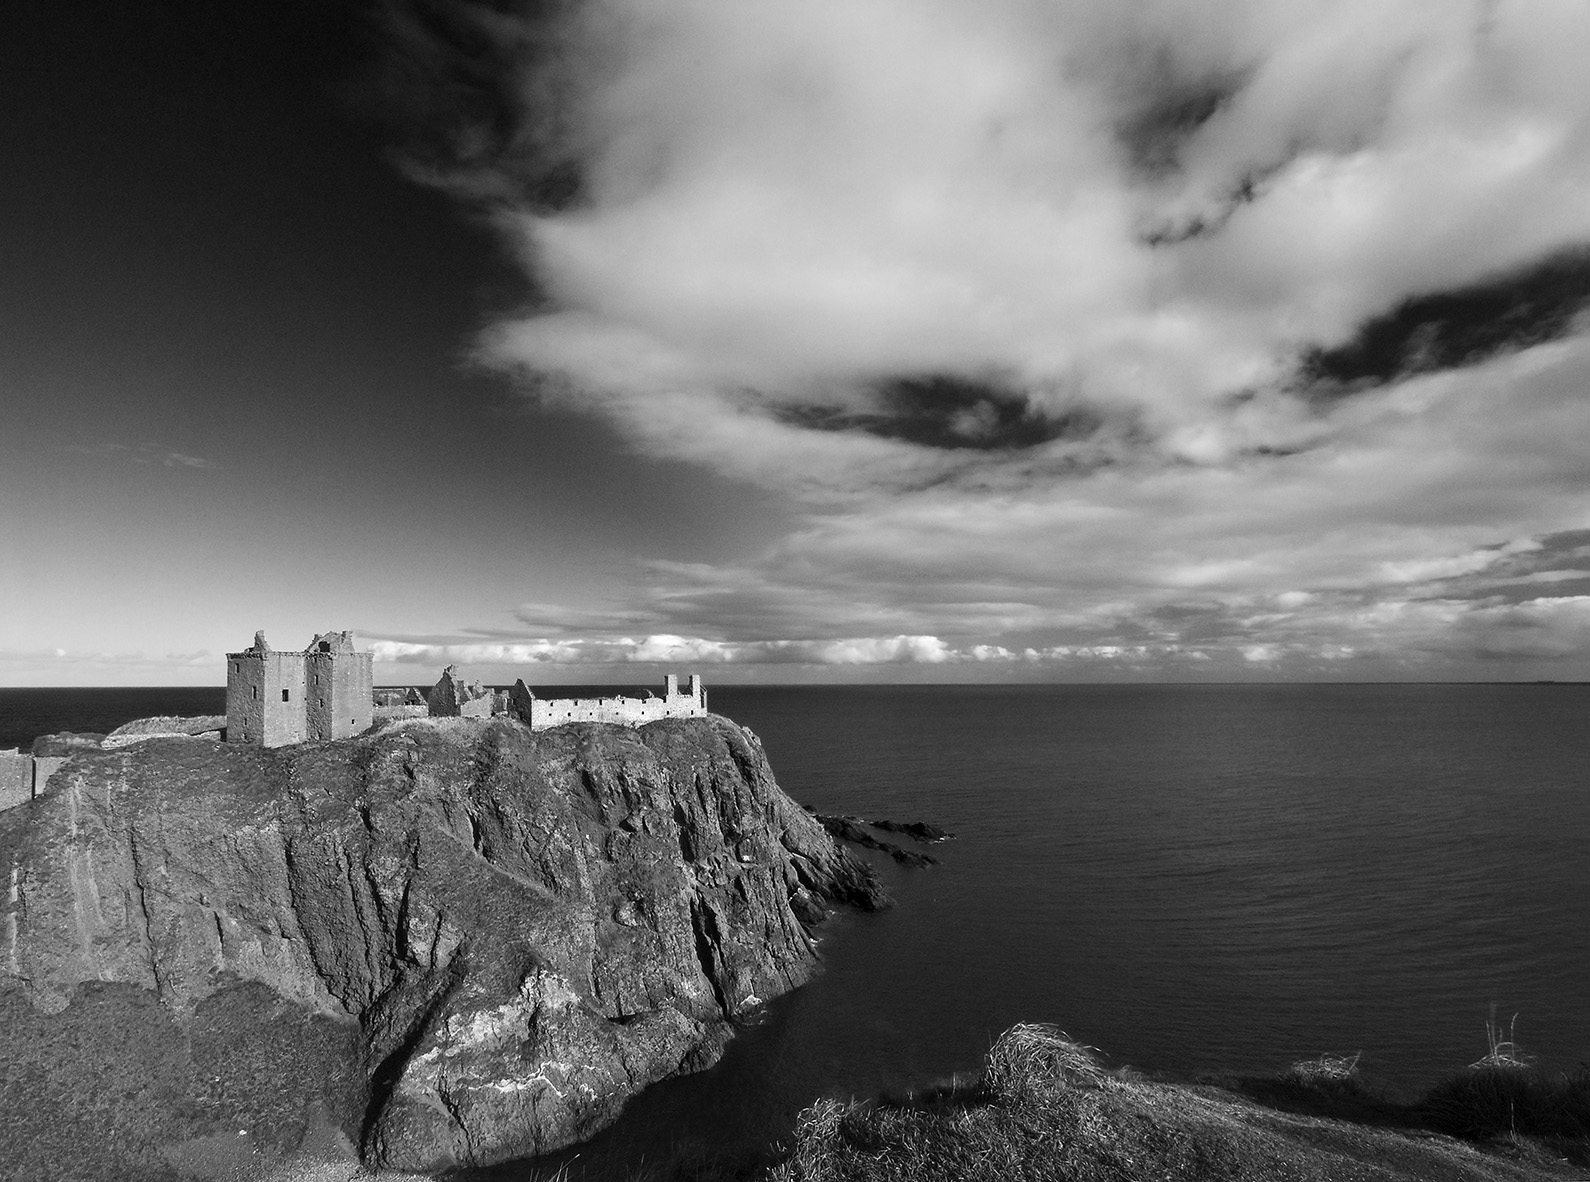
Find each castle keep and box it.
[226,630,372,747]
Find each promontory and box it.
[0,713,887,1179]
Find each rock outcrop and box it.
[812,812,942,867]
[0,714,886,1178]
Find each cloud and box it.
[63,442,221,470]
[387,341,1590,676]
[369,633,954,667]
[382,0,1590,676]
[401,0,1590,488]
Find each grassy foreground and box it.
[761,1025,1590,1182]
[611,1024,1590,1182]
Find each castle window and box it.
[282,689,291,702]
[252,686,258,701]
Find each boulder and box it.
[0,715,886,1177]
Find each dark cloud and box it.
[776,375,1100,452]
[1117,67,1246,180]
[1301,247,1590,392]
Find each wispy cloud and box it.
[370,634,956,667]
[64,442,221,470]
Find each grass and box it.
[748,1020,1590,1182]
[981,1022,1108,1105]
[1422,1013,1590,1142]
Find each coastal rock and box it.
[29,730,106,756]
[871,818,954,843]
[0,715,886,1177]
[105,714,228,739]
[102,714,228,747]
[812,812,941,867]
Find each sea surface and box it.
[3,683,1587,1178]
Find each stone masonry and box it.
[0,749,71,812]
[425,665,494,718]
[0,752,31,811]
[226,630,372,748]
[504,674,707,730]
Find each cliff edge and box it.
[0,714,886,1178]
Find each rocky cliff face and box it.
[0,715,885,1177]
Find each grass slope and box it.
[754,1025,1590,1182]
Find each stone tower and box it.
[304,630,373,741]
[226,631,307,747]
[226,629,372,747]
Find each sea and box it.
[3,683,1587,1178]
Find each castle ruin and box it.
[426,665,495,718]
[1,634,709,814]
[226,630,373,747]
[223,627,707,746]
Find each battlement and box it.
[226,629,372,747]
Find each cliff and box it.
[0,714,886,1179]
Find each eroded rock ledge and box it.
[0,714,886,1177]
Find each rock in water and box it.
[0,715,887,1177]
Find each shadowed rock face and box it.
[0,715,886,1176]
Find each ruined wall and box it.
[509,678,709,730]
[32,758,67,796]
[305,650,373,741]
[427,665,494,718]
[0,752,30,811]
[226,651,307,747]
[0,753,71,812]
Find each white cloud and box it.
[405,0,1590,678]
[459,0,1590,488]
[369,633,956,668]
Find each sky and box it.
[3,0,1589,686]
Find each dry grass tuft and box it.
[1422,1012,1590,1141]
[981,1022,1104,1106]
[1470,1010,1532,1071]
